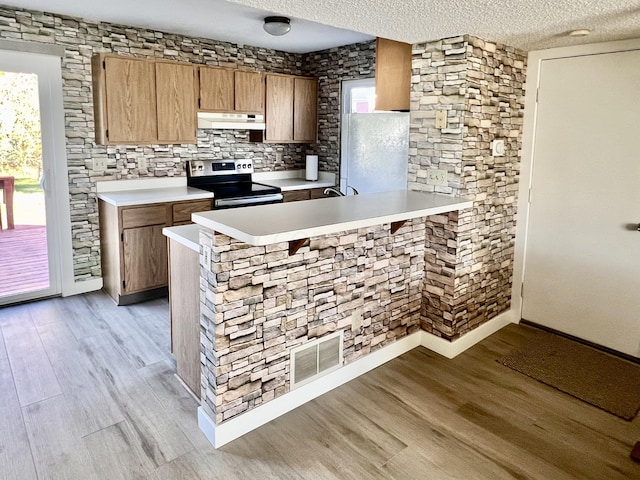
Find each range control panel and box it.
[188,159,254,177]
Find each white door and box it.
[522,50,640,358]
[0,49,72,305]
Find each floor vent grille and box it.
[291,331,343,389]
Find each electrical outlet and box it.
[275,152,283,163]
[92,158,107,171]
[202,247,211,268]
[351,310,362,332]
[426,169,448,186]
[435,110,448,129]
[138,157,148,170]
[492,139,506,157]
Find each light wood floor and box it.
[0,291,638,480]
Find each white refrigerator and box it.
[339,112,410,194]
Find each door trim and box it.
[512,37,640,319]
[0,49,74,304]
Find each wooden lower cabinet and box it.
[282,187,329,202]
[168,238,201,398]
[123,224,168,293]
[99,197,212,305]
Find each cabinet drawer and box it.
[309,187,328,199]
[282,190,310,202]
[172,199,212,224]
[121,204,169,229]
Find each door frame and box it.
[511,37,640,318]
[0,47,74,304]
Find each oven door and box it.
[214,193,283,209]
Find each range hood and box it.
[197,112,265,130]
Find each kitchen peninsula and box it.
[189,190,472,447]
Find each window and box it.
[342,78,375,114]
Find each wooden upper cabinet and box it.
[293,77,317,142]
[235,70,264,114]
[156,61,197,143]
[263,73,317,143]
[93,55,158,144]
[265,74,294,142]
[198,67,264,114]
[198,66,234,111]
[375,37,412,111]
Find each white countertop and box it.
[162,224,200,252]
[192,190,473,246]
[98,186,213,207]
[253,170,335,191]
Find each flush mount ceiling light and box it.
[263,16,291,36]
[568,29,591,37]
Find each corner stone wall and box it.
[199,218,425,423]
[0,5,374,283]
[409,35,526,340]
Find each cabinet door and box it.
[122,225,168,293]
[199,66,234,111]
[375,38,412,111]
[294,77,318,142]
[235,71,264,114]
[156,61,197,143]
[103,56,157,143]
[265,74,294,142]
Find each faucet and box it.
[323,186,359,197]
[323,187,344,197]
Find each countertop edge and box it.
[162,225,200,252]
[98,187,214,207]
[193,193,473,246]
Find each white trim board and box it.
[198,309,516,448]
[65,278,103,297]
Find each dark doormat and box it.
[499,329,640,420]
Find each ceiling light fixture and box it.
[568,29,591,37]
[263,16,291,36]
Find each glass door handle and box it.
[39,171,49,192]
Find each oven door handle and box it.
[215,193,283,207]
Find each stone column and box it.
[409,35,527,340]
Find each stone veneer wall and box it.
[409,35,526,340]
[303,41,376,173]
[199,219,425,423]
[0,6,374,283]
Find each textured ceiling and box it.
[3,0,640,53]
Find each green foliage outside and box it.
[13,177,42,194]
[0,71,42,180]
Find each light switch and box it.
[435,110,447,129]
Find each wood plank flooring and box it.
[0,291,638,479]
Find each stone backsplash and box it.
[0,5,373,282]
[199,219,425,423]
[409,35,526,339]
[303,41,376,173]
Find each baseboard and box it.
[198,310,517,449]
[419,309,518,359]
[62,278,103,297]
[198,331,422,448]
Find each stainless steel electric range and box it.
[186,159,282,209]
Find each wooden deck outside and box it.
[0,225,49,297]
